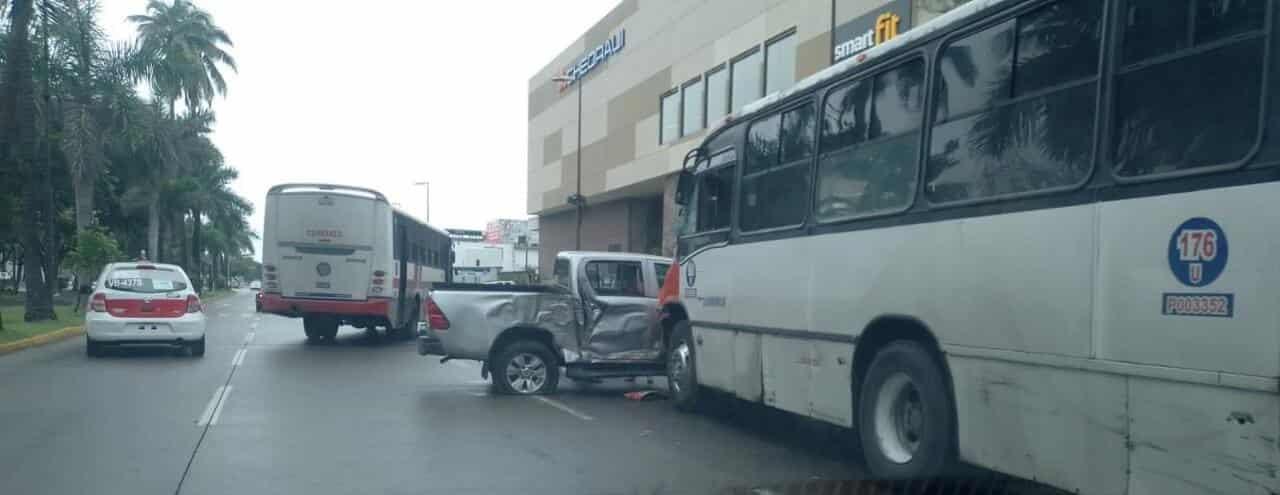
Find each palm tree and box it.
[128,0,235,263]
[47,0,108,232]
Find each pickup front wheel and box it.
[492,341,559,395]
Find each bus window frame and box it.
[813,55,929,226]
[1106,0,1273,185]
[735,98,817,238]
[920,0,1106,209]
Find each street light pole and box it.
[412,181,430,223]
[552,75,584,251]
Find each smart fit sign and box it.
[833,0,913,62]
[558,30,626,91]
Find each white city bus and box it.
[261,184,452,341]
[658,1,1277,493]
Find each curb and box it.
[0,325,85,356]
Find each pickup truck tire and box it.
[856,341,955,479]
[667,321,705,412]
[492,341,560,395]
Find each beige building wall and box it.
[528,0,936,275]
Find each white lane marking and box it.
[209,386,233,425]
[533,396,594,421]
[231,349,246,367]
[241,313,252,318]
[249,322,258,330]
[468,392,487,397]
[243,332,255,345]
[197,386,227,426]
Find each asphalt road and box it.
[0,289,867,495]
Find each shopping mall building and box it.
[528,0,968,274]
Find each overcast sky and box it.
[99,0,619,255]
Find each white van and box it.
[261,184,451,341]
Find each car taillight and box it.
[186,295,203,313]
[91,293,107,312]
[426,298,450,330]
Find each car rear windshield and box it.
[104,268,189,294]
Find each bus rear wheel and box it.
[303,316,339,342]
[856,341,954,479]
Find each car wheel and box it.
[857,341,955,479]
[190,337,206,357]
[666,321,705,412]
[492,340,559,395]
[86,337,104,358]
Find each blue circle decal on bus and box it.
[1168,217,1228,287]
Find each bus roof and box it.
[733,0,1011,123]
[391,207,451,239]
[267,183,388,202]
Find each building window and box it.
[739,104,814,232]
[816,60,924,221]
[706,67,729,125]
[660,90,680,144]
[1113,0,1266,178]
[926,0,1102,203]
[731,49,763,113]
[682,78,705,136]
[765,32,796,94]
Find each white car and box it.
[85,262,207,357]
[249,280,261,291]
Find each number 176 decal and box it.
[1168,218,1229,287]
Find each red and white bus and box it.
[261,184,452,341]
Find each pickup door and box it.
[575,258,664,363]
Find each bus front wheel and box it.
[856,341,954,479]
[666,321,705,412]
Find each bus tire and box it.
[856,341,955,479]
[492,340,559,395]
[302,316,320,342]
[666,321,704,412]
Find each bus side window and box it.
[1113,0,1266,177]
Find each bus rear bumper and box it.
[261,294,391,318]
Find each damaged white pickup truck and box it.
[417,251,673,394]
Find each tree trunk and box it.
[147,195,160,261]
[191,208,203,292]
[73,170,94,230]
[174,211,189,273]
[3,0,54,322]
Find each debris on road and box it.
[624,390,666,401]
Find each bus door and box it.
[576,258,660,362]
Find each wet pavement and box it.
[0,289,871,495]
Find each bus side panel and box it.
[1127,379,1279,495]
[760,335,811,416]
[1097,182,1280,377]
[732,332,762,402]
[950,356,1129,495]
[683,243,735,392]
[693,326,736,392]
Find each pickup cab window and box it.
[553,258,571,288]
[585,261,645,297]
